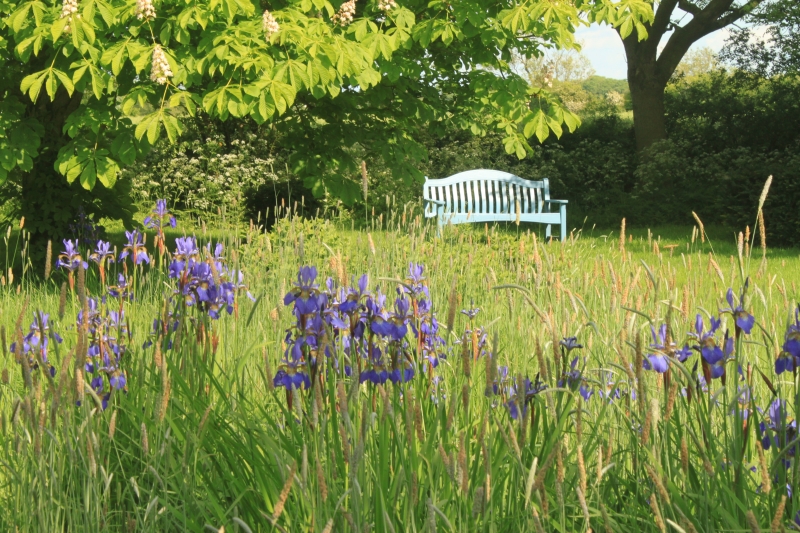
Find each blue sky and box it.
[575,23,733,79]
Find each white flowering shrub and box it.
[126,124,279,221]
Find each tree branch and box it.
[650,0,680,41]
[677,0,702,16]
[712,0,764,30]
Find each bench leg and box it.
[560,204,567,242]
[545,224,552,241]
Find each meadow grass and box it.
[0,206,799,532]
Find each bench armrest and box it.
[424,198,447,206]
[545,199,568,205]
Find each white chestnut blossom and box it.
[136,0,156,21]
[262,10,280,40]
[150,45,173,85]
[378,0,396,11]
[332,0,356,26]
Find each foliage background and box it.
[102,64,800,246]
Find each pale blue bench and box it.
[423,169,568,241]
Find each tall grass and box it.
[0,202,798,532]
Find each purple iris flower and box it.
[205,242,224,261]
[644,324,692,373]
[359,345,390,385]
[108,273,133,300]
[560,337,583,352]
[707,333,734,379]
[339,274,369,314]
[372,297,410,341]
[9,312,62,377]
[284,266,321,315]
[759,399,797,456]
[89,240,115,265]
[775,351,796,375]
[643,353,669,373]
[506,375,546,419]
[559,356,592,401]
[119,230,149,265]
[144,199,177,229]
[776,306,800,374]
[173,237,199,261]
[720,287,755,335]
[689,314,725,365]
[198,282,235,319]
[486,364,510,397]
[402,262,430,299]
[273,340,311,390]
[461,304,480,320]
[56,239,89,272]
[597,372,622,401]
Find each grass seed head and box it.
[756,440,771,494]
[44,240,52,280]
[141,423,149,455]
[109,410,117,441]
[576,486,590,523]
[577,444,587,494]
[692,212,705,242]
[649,493,667,533]
[770,495,786,533]
[472,486,485,517]
[757,175,772,214]
[272,461,297,523]
[746,509,761,533]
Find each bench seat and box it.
[423,169,568,240]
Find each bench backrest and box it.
[423,170,550,216]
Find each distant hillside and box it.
[581,76,629,98]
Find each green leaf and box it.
[54,69,75,96]
[111,133,137,165]
[618,16,633,39]
[45,71,58,101]
[562,109,580,133]
[65,156,83,183]
[162,114,183,143]
[90,67,106,99]
[101,40,129,76]
[51,17,69,41]
[79,159,96,189]
[20,71,47,103]
[134,111,162,145]
[524,110,549,143]
[95,156,119,187]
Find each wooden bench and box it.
[423,169,568,241]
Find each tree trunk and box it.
[622,36,669,152]
[628,74,668,151]
[20,87,84,257]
